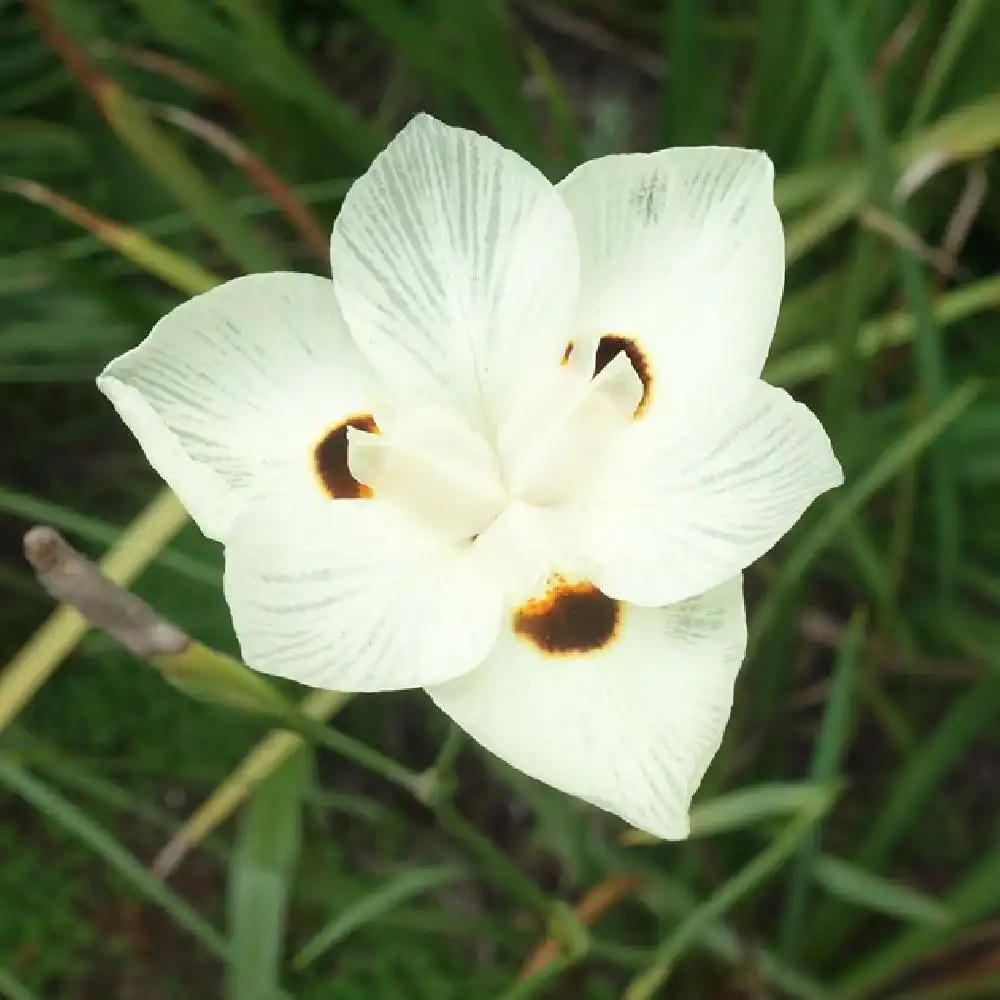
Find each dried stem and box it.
[148,102,330,261]
[23,528,572,932]
[23,527,188,658]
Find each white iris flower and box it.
[98,114,842,838]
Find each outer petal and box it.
[330,113,580,428]
[428,577,747,839]
[564,376,843,607]
[557,146,784,389]
[97,273,377,542]
[224,486,505,692]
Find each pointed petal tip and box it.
[626,811,691,843]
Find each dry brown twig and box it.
[146,102,331,262]
[23,526,188,659]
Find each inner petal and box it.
[347,406,506,541]
[499,349,643,506]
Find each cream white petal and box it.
[347,406,505,541]
[565,375,843,607]
[557,146,784,392]
[427,577,747,839]
[330,113,580,429]
[97,273,377,542]
[223,487,505,692]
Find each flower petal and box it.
[557,146,784,392]
[347,407,505,541]
[223,486,505,692]
[564,375,843,607]
[427,576,747,839]
[97,273,377,542]
[330,113,580,429]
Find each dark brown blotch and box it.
[513,577,622,657]
[594,334,652,417]
[314,413,378,499]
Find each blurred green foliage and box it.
[2,0,1000,998]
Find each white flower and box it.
[98,114,842,839]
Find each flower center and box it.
[345,347,644,548]
[497,345,643,506]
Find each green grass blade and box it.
[797,2,870,163]
[909,0,989,129]
[125,0,382,166]
[0,177,353,298]
[662,0,703,145]
[0,177,219,295]
[691,782,836,839]
[767,276,1000,386]
[99,86,284,273]
[745,0,809,153]
[820,233,884,429]
[522,37,584,171]
[0,758,228,958]
[496,953,575,1000]
[749,381,979,654]
[623,782,833,845]
[806,0,956,598]
[624,789,835,998]
[891,970,1000,1000]
[12,731,178,834]
[292,864,466,970]
[623,854,835,1000]
[779,612,865,956]
[807,665,1000,964]
[837,842,1000,997]
[227,748,308,1000]
[812,855,952,928]
[784,176,867,264]
[860,669,1000,870]
[0,486,217,584]
[0,967,40,1000]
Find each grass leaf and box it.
[812,855,952,927]
[228,749,308,1000]
[292,864,466,970]
[780,612,865,956]
[0,758,228,958]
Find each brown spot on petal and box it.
[560,342,574,365]
[595,334,652,417]
[314,413,378,499]
[513,575,622,657]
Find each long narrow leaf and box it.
[228,750,308,1000]
[292,864,465,970]
[154,689,350,877]
[0,487,216,584]
[624,782,833,845]
[624,790,834,998]
[808,664,1000,964]
[767,276,1000,386]
[780,612,865,956]
[812,855,952,928]
[749,382,979,654]
[807,0,956,597]
[25,1,283,272]
[0,967,41,1000]
[0,177,218,295]
[0,759,228,958]
[837,842,1000,997]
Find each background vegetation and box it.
[2,0,1000,997]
